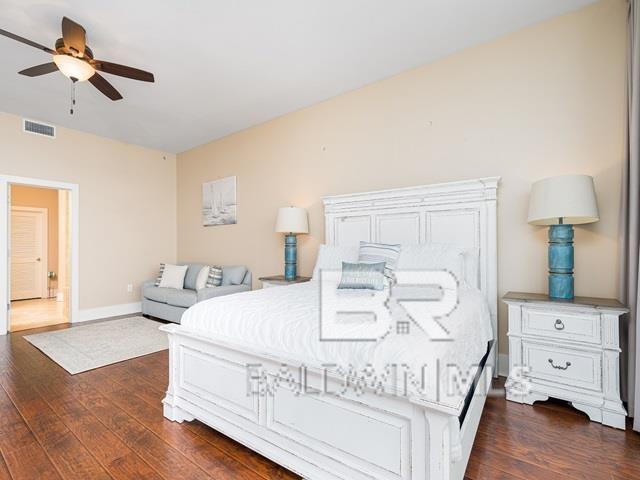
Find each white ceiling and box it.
[0,0,595,153]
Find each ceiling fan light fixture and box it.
[1,17,154,103]
[53,54,95,81]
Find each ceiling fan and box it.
[0,16,154,107]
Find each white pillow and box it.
[397,244,479,288]
[195,266,210,290]
[312,244,359,280]
[158,264,188,289]
[313,243,480,287]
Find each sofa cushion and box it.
[183,264,205,290]
[197,284,251,302]
[166,289,198,308]
[143,285,174,304]
[143,285,197,308]
[222,265,247,285]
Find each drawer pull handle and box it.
[548,358,571,370]
[554,319,565,330]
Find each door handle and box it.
[36,258,41,262]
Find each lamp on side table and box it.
[275,206,309,281]
[528,174,599,299]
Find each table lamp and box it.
[275,207,309,280]
[528,175,599,299]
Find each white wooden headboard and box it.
[323,176,500,367]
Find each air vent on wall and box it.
[23,119,56,138]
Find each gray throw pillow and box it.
[183,264,205,290]
[338,262,386,290]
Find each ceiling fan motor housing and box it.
[55,38,93,59]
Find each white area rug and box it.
[24,317,168,374]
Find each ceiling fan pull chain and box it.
[69,79,77,115]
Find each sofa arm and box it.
[141,280,157,298]
[197,284,251,302]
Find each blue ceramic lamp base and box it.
[548,224,574,299]
[284,233,297,281]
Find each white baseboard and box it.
[75,302,142,323]
[498,353,509,378]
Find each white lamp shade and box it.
[528,174,599,225]
[275,207,309,233]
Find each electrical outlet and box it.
[127,283,133,293]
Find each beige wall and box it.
[11,185,59,277]
[177,0,628,354]
[0,112,177,310]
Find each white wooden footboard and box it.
[161,325,493,480]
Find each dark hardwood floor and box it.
[0,320,638,480]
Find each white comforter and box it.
[180,281,493,412]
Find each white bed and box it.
[161,176,499,480]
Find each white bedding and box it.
[180,281,493,412]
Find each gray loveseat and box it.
[141,264,252,323]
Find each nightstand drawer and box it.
[522,308,601,344]
[523,341,602,392]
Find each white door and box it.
[10,208,46,300]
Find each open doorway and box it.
[8,185,71,331]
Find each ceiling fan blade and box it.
[19,62,59,77]
[61,16,86,56]
[0,28,55,54]
[89,72,123,101]
[93,60,154,82]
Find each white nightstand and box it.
[258,275,311,289]
[503,291,628,429]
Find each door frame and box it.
[10,206,48,301]
[0,175,79,335]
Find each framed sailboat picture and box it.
[202,176,237,226]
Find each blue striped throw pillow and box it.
[358,241,401,276]
[154,263,166,286]
[205,266,223,288]
[338,262,386,290]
